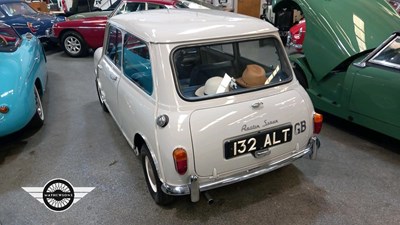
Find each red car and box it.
[52,0,188,57]
[287,0,399,52]
[287,18,305,52]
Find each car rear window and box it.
[172,37,292,100]
[0,2,36,16]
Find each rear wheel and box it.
[293,65,308,89]
[95,78,109,112]
[31,86,44,128]
[61,31,88,57]
[141,145,174,205]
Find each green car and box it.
[270,0,400,140]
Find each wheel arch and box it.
[59,28,83,41]
[289,53,314,87]
[135,133,163,179]
[34,78,44,96]
[134,133,145,155]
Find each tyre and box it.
[61,31,88,57]
[141,145,175,205]
[95,78,109,112]
[293,65,308,89]
[30,85,45,128]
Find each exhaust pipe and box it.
[203,192,214,205]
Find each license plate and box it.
[224,125,292,159]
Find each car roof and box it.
[109,9,277,44]
[124,0,179,4]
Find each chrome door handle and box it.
[97,64,103,70]
[110,74,118,81]
[251,102,263,109]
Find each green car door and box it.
[350,67,400,127]
[349,34,400,138]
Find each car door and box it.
[98,25,123,121]
[117,32,155,144]
[349,35,400,127]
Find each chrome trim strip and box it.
[60,26,105,30]
[161,137,319,201]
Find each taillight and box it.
[173,148,187,175]
[313,113,323,134]
[0,105,9,114]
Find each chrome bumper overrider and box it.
[162,136,320,202]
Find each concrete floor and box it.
[1,49,400,225]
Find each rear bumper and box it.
[161,136,320,202]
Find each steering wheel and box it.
[0,35,8,46]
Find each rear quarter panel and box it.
[0,35,47,136]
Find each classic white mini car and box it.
[94,9,322,205]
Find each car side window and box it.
[116,2,144,15]
[147,3,167,9]
[0,5,12,16]
[105,26,122,69]
[122,33,153,95]
[369,36,400,68]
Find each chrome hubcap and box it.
[64,36,81,54]
[145,156,157,193]
[34,87,44,121]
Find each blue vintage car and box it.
[0,0,65,42]
[0,23,47,137]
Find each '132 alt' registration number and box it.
[224,125,292,159]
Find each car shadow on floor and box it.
[165,165,329,224]
[43,42,95,57]
[0,135,29,165]
[319,111,400,154]
[0,117,44,163]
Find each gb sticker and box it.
[294,120,306,135]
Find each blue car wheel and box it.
[31,85,44,128]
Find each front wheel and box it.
[61,31,88,57]
[30,85,44,128]
[141,145,174,205]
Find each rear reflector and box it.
[313,113,323,134]
[0,105,9,114]
[173,148,187,175]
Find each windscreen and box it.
[0,2,36,16]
